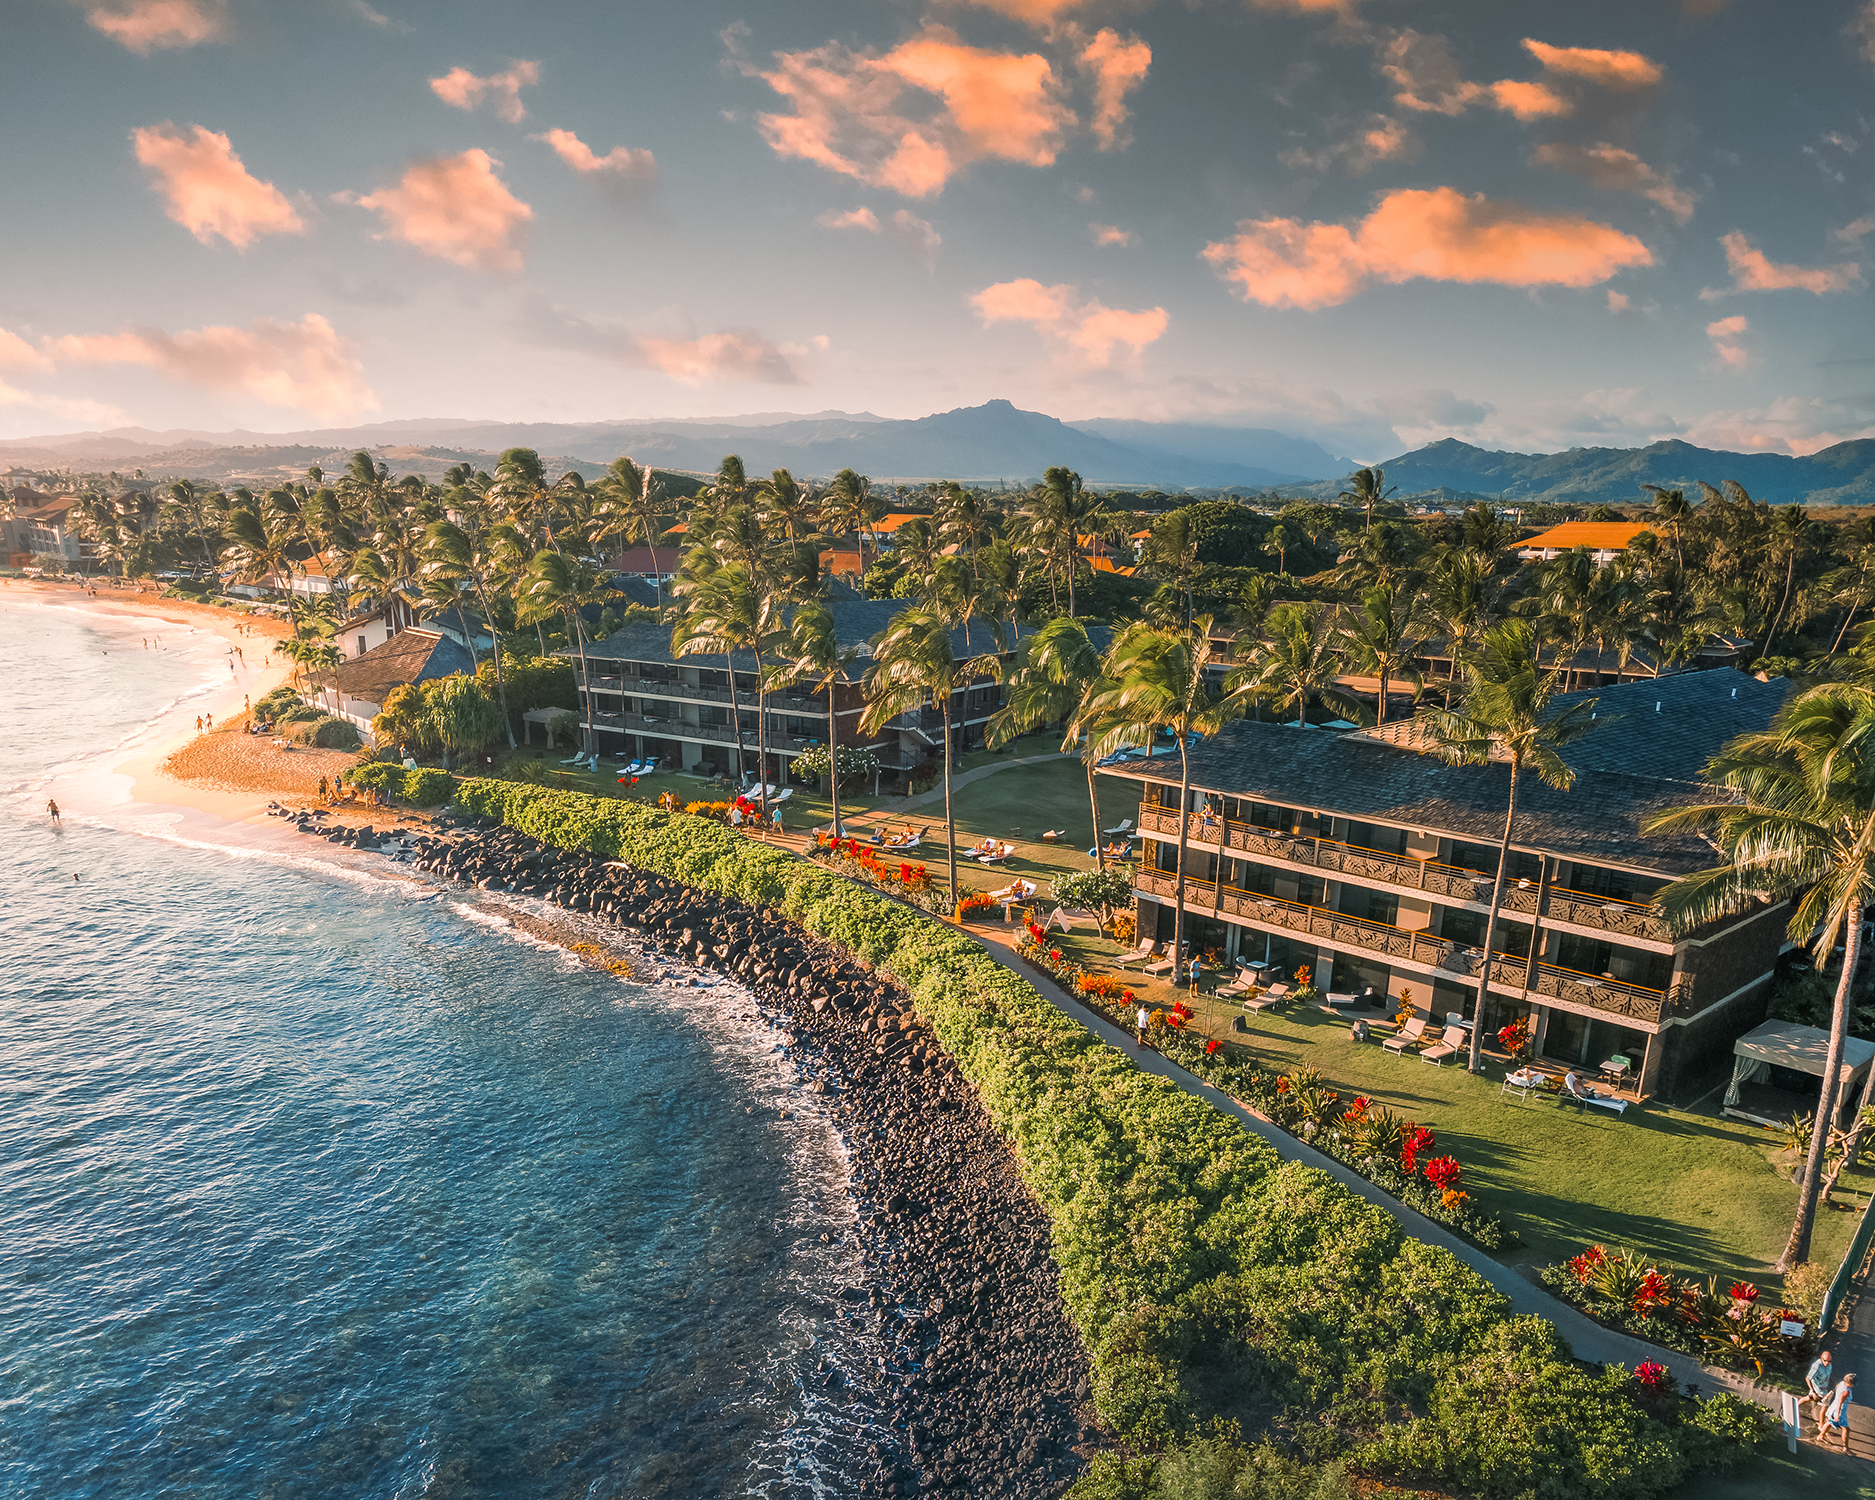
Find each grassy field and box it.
[1668,1442,1875,1499]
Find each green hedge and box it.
[450,778,1769,1498]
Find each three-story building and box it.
[1111,670,1796,1102]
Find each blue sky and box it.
[2,0,1872,460]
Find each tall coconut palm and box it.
[493,448,556,548]
[1337,584,1423,725]
[1642,484,1693,570]
[1423,547,1505,695]
[1760,505,1812,657]
[1087,617,1247,966]
[1144,509,1202,627]
[1020,466,1104,615]
[860,608,1003,902]
[824,467,882,572]
[1226,602,1364,728]
[1416,619,1606,1071]
[757,468,819,542]
[1339,465,1396,529]
[987,616,1115,867]
[1644,683,1875,1270]
[423,518,515,747]
[675,563,784,813]
[593,456,670,609]
[517,550,605,755]
[781,600,864,839]
[223,506,304,635]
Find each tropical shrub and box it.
[402,767,454,806]
[286,713,360,749]
[792,741,882,789]
[1053,866,1138,919]
[449,778,1767,1498]
[347,761,405,798]
[478,655,576,719]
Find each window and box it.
[1344,822,1406,857]
[357,635,367,657]
[1560,863,1661,903]
[1340,886,1399,926]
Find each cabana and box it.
[1722,1020,1875,1127]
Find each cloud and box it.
[1706,314,1749,368]
[131,123,305,249]
[818,206,882,231]
[1078,29,1151,150]
[1607,290,1629,313]
[531,128,657,182]
[1700,231,1864,298]
[1681,394,1875,455]
[1856,2,1875,66]
[347,150,532,274]
[1280,115,1416,175]
[348,0,406,29]
[1202,187,1653,310]
[1530,141,1696,223]
[1521,39,1663,90]
[0,327,55,373]
[0,381,130,427]
[70,0,227,53]
[639,332,806,386]
[1379,31,1568,121]
[815,205,940,267]
[46,312,377,417]
[744,25,1088,197]
[429,61,541,125]
[971,278,1167,366]
[1090,223,1136,247]
[1837,216,1875,245]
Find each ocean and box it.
[0,594,880,1498]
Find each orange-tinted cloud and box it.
[348,150,532,275]
[816,206,940,267]
[1701,231,1865,297]
[1522,39,1663,90]
[429,61,541,124]
[0,327,54,372]
[1381,30,1570,121]
[971,277,1167,366]
[1281,115,1415,176]
[1706,315,1748,368]
[638,332,805,385]
[749,26,1085,197]
[1079,29,1151,150]
[1090,223,1137,247]
[131,123,305,249]
[1530,141,1696,223]
[1202,187,1652,310]
[47,313,376,417]
[531,128,657,181]
[818,206,882,232]
[71,0,226,53]
[1606,290,1630,313]
[1485,80,1569,120]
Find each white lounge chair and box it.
[1115,940,1156,967]
[1382,1017,1428,1055]
[1142,952,1180,977]
[1102,817,1134,836]
[1563,1074,1629,1115]
[979,841,1016,865]
[1418,1025,1469,1066]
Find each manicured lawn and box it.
[1669,1443,1875,1499]
[1040,926,1868,1296]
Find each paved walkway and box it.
[892,751,1071,811]
[966,921,1778,1410]
[1816,1231,1875,1459]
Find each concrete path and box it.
[966,922,1777,1410]
[1815,1233,1875,1460]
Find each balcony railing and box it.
[1137,805,1672,944]
[577,671,830,718]
[1136,868,1672,1025]
[585,712,814,752]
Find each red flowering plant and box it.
[1400,1125,1436,1175]
[1567,1245,1608,1283]
[1342,1095,1370,1123]
[1423,1155,1462,1193]
[1634,1361,1670,1392]
[1205,1038,1221,1055]
[1048,948,1062,963]
[1633,1270,1674,1320]
[1728,1281,1760,1304]
[1497,1019,1532,1059]
[1122,988,1137,1005]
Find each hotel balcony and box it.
[1135,804,1673,949]
[577,669,830,718]
[1135,867,1678,1028]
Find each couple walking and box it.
[1807,1350,1857,1451]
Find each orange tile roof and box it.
[1089,556,1137,576]
[869,512,927,533]
[1519,521,1651,552]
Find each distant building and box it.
[1110,670,1795,1103]
[1518,521,1652,565]
[315,628,478,736]
[334,604,492,661]
[4,487,90,567]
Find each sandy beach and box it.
[5,578,318,827]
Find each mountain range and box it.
[4,402,1874,505]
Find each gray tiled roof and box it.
[1111,668,1791,876]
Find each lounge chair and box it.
[1102,817,1134,836]
[1418,1025,1470,1066]
[1040,829,1065,841]
[1563,1074,1629,1115]
[1115,940,1156,967]
[1142,951,1180,976]
[980,841,1016,865]
[1382,1017,1429,1055]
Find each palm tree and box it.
[675,563,783,813]
[1020,466,1104,615]
[423,518,515,747]
[593,456,670,610]
[1760,505,1812,657]
[1644,684,1875,1270]
[1423,547,1504,696]
[1525,546,1601,680]
[860,608,1003,902]
[493,448,556,548]
[824,467,882,572]
[1263,523,1291,575]
[757,468,819,542]
[1340,466,1396,529]
[1416,620,1606,1071]
[1087,617,1248,966]
[223,506,303,635]
[1642,484,1693,570]
[1337,584,1423,725]
[516,550,605,756]
[1226,602,1364,728]
[988,616,1115,868]
[1143,509,1201,626]
[781,600,864,839]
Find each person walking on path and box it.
[1823,1372,1857,1451]
[47,798,60,826]
[1136,1002,1150,1047]
[1807,1350,1836,1429]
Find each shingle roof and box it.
[331,628,476,701]
[1110,668,1791,876]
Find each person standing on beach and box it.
[318,775,329,804]
[47,798,61,826]
[196,715,203,733]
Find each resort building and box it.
[565,600,1024,784]
[1516,520,1652,565]
[1111,670,1795,1104]
[314,628,477,737]
[4,487,91,568]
